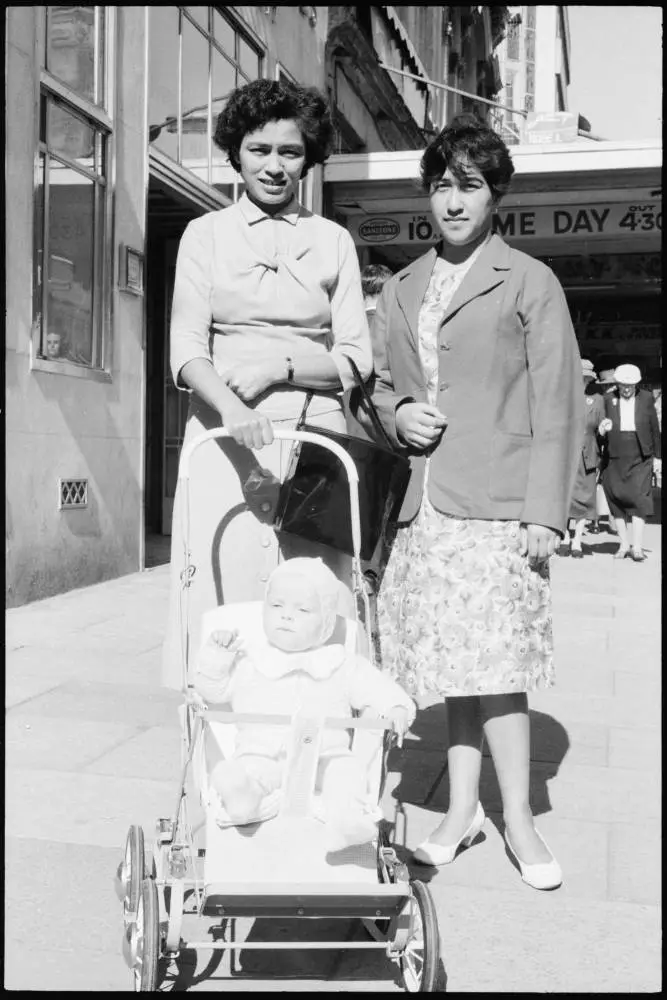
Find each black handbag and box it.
[274,360,411,563]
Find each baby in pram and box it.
[193,557,415,850]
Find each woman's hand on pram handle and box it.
[185,687,208,709]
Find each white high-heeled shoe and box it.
[504,828,562,890]
[413,802,485,866]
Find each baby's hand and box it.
[209,629,240,650]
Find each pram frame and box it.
[118,427,441,992]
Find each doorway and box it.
[144,177,204,566]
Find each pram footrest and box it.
[202,881,410,919]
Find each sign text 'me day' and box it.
[354,202,662,245]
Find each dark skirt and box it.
[601,432,654,519]
[568,459,598,520]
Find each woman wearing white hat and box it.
[598,364,661,561]
[560,360,606,557]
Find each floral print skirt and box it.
[377,496,554,699]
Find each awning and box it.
[323,140,662,265]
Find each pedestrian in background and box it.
[598,363,661,561]
[162,79,372,690]
[559,359,606,558]
[357,113,582,890]
[588,366,618,534]
[361,263,394,330]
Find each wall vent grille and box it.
[59,479,88,510]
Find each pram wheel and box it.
[399,880,440,992]
[117,825,145,925]
[133,877,160,992]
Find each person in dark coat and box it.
[599,363,661,561]
[559,359,606,557]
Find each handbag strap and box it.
[296,361,394,452]
[296,390,314,429]
[348,358,396,452]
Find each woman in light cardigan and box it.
[162,80,372,691]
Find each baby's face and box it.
[263,575,323,652]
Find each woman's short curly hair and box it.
[214,78,334,175]
[420,113,515,201]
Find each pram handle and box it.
[177,425,363,566]
[178,427,359,486]
[195,707,393,732]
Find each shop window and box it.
[34,7,113,377]
[148,7,264,190]
[45,5,105,107]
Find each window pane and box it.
[43,160,96,366]
[213,9,236,57]
[239,37,260,81]
[507,23,520,60]
[44,96,102,174]
[211,47,236,169]
[46,6,99,105]
[148,5,180,161]
[185,7,210,32]
[181,16,211,172]
[34,155,46,339]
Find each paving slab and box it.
[429,884,660,993]
[9,678,181,729]
[607,726,661,771]
[608,821,662,905]
[6,769,176,849]
[5,714,143,772]
[82,725,183,780]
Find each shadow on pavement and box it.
[155,916,425,990]
[384,704,570,877]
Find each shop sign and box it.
[352,201,662,246]
[357,217,401,243]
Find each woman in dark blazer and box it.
[355,115,582,891]
[559,359,606,557]
[599,363,661,561]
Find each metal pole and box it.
[378,62,528,119]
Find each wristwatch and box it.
[285,356,295,383]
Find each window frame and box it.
[31,5,116,382]
[177,7,264,187]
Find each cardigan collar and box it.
[395,232,513,345]
[238,192,302,227]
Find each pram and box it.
[116,427,441,991]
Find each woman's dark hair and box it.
[214,78,334,175]
[420,113,515,200]
[361,264,394,298]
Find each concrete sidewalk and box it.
[5,525,662,992]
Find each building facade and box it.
[7,4,499,606]
[493,5,576,144]
[5,4,329,607]
[324,5,505,153]
[8,6,658,608]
